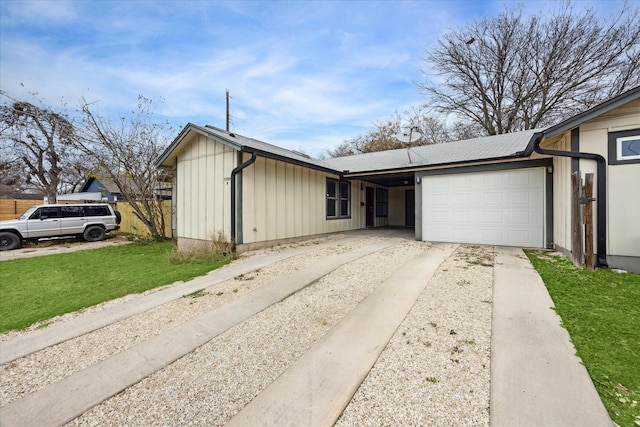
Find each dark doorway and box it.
[366,187,374,227]
[405,189,415,227]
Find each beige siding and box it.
[388,186,413,226]
[240,157,381,245]
[176,135,236,243]
[580,103,640,257]
[544,99,640,258]
[544,134,573,253]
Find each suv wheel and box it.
[0,232,21,251]
[83,226,106,242]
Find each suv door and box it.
[26,207,62,238]
[59,206,86,236]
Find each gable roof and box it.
[80,176,120,194]
[544,85,640,138]
[156,123,337,174]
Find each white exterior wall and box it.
[175,134,236,243]
[240,154,384,245]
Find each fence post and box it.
[583,173,595,270]
[571,171,584,268]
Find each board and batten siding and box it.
[240,153,383,246]
[175,134,236,243]
[544,98,640,259]
[577,100,640,258]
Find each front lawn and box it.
[0,241,232,333]
[525,251,640,427]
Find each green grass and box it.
[0,241,232,333]
[525,251,640,427]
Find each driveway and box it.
[0,229,611,426]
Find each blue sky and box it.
[0,0,626,157]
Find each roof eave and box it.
[343,152,536,179]
[154,123,243,168]
[543,86,640,138]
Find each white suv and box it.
[0,203,121,251]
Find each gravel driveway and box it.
[1,230,493,426]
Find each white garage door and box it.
[422,168,545,248]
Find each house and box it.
[79,176,172,202]
[80,177,124,202]
[155,87,640,272]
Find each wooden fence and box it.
[0,199,172,238]
[116,201,172,237]
[0,199,42,221]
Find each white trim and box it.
[616,135,640,161]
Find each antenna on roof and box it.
[395,126,423,163]
[395,126,423,145]
[226,89,230,132]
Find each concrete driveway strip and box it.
[0,234,365,364]
[0,238,399,427]
[226,243,458,427]
[490,247,614,427]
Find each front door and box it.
[405,189,415,227]
[366,187,374,227]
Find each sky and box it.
[0,0,627,158]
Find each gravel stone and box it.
[1,235,494,427]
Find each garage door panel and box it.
[484,192,504,205]
[422,168,544,248]
[483,210,505,223]
[508,170,533,185]
[509,210,531,224]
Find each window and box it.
[376,188,388,217]
[30,207,60,220]
[85,205,110,216]
[326,178,351,219]
[61,206,84,218]
[608,129,640,165]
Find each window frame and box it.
[608,128,640,165]
[375,188,388,218]
[326,178,351,219]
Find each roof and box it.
[322,129,542,174]
[544,85,640,138]
[80,176,120,194]
[156,123,542,178]
[156,123,337,174]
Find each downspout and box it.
[533,131,608,267]
[230,151,257,252]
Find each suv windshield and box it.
[19,207,38,220]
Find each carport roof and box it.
[321,129,542,174]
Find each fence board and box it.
[0,200,42,221]
[116,201,172,237]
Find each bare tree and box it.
[0,91,85,200]
[0,155,27,198]
[327,108,451,157]
[77,96,174,239]
[420,1,640,135]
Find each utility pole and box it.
[226,89,230,132]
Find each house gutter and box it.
[533,131,608,267]
[230,151,257,252]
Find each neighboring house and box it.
[155,87,640,272]
[79,176,171,202]
[80,177,124,202]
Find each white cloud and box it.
[1,0,629,158]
